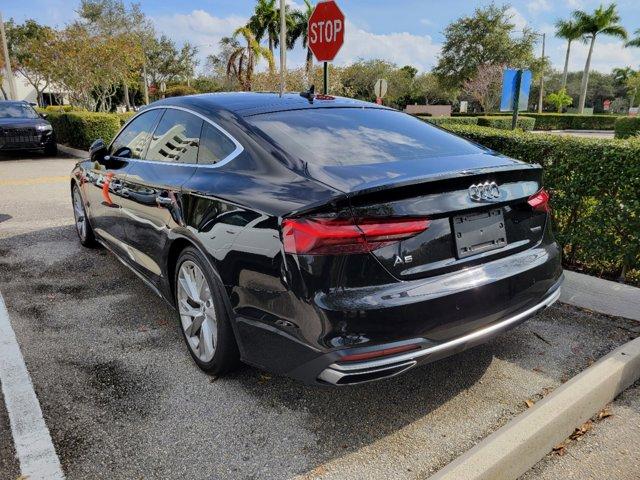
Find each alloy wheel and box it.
[177,260,218,362]
[72,187,87,241]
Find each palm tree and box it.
[573,4,627,113]
[248,0,279,57]
[555,19,585,90]
[613,66,638,110]
[626,28,640,47]
[290,0,314,78]
[225,27,274,91]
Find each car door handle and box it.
[156,195,173,206]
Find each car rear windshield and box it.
[0,103,40,119]
[247,108,484,166]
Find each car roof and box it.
[148,92,391,117]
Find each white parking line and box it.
[0,292,65,480]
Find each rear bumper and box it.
[235,237,563,385]
[317,277,562,385]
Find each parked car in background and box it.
[0,100,57,156]
[70,93,563,386]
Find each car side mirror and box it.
[89,139,107,162]
[113,146,132,159]
[39,112,48,119]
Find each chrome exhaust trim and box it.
[318,285,562,385]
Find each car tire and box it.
[72,184,97,247]
[174,246,240,375]
[44,142,57,156]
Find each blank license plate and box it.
[453,208,507,259]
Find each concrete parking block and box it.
[428,336,640,480]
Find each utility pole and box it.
[279,0,286,96]
[537,32,546,114]
[0,11,17,100]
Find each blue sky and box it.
[7,0,640,74]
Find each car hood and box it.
[0,117,49,129]
[304,152,532,194]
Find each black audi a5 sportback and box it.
[71,93,563,385]
[0,100,57,155]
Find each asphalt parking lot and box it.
[1,153,638,480]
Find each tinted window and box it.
[197,123,237,165]
[146,109,202,164]
[110,109,162,159]
[0,103,39,119]
[247,108,484,166]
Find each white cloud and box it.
[419,18,434,27]
[551,39,640,73]
[335,20,441,71]
[506,7,528,31]
[565,0,583,8]
[152,10,248,70]
[527,0,552,14]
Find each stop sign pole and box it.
[308,0,345,94]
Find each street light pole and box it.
[279,0,286,97]
[0,11,17,100]
[537,32,546,114]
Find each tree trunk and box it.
[561,40,571,90]
[578,35,596,114]
[306,48,313,78]
[123,82,131,111]
[142,59,149,105]
[0,84,6,99]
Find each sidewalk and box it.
[561,270,640,322]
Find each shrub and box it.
[44,105,75,112]
[614,117,640,139]
[477,115,535,131]
[441,124,640,282]
[49,111,121,150]
[165,84,198,97]
[421,116,478,126]
[116,111,136,126]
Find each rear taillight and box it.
[528,189,550,213]
[282,217,430,255]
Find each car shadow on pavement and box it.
[234,346,494,464]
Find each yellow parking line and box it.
[0,175,68,186]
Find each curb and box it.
[428,336,640,480]
[57,144,88,159]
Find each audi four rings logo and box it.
[468,181,501,201]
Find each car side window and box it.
[146,109,203,164]
[197,122,237,165]
[110,109,163,159]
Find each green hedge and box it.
[477,116,535,131]
[421,115,534,131]
[442,124,640,282]
[453,112,620,130]
[116,111,136,126]
[614,117,640,139]
[48,111,122,150]
[421,116,479,126]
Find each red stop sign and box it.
[308,1,345,62]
